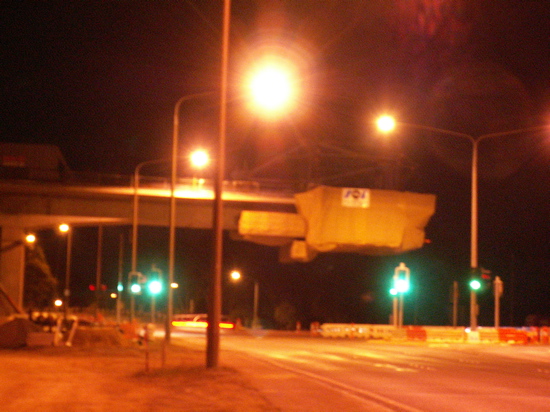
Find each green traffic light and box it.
[130,283,141,294]
[148,280,162,295]
[469,279,482,290]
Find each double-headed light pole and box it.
[377,115,548,329]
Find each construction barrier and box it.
[424,326,466,343]
[319,323,550,344]
[320,323,394,340]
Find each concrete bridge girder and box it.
[0,182,296,309]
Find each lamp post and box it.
[131,158,167,322]
[230,270,260,329]
[207,0,231,369]
[377,116,548,329]
[59,223,72,320]
[168,93,215,345]
[208,0,299,367]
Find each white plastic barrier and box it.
[320,323,394,339]
[424,326,466,343]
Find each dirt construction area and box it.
[0,342,279,412]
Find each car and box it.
[171,314,235,332]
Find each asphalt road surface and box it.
[173,330,550,412]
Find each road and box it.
[172,330,550,412]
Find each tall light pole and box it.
[208,0,231,369]
[168,94,214,345]
[131,158,167,322]
[208,0,299,367]
[230,270,260,329]
[59,223,72,320]
[376,116,548,329]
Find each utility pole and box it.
[494,276,503,328]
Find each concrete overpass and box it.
[0,176,297,310]
[1,175,436,312]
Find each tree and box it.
[24,244,57,310]
[274,301,298,330]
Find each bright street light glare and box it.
[230,270,241,281]
[376,115,396,133]
[190,149,210,169]
[59,223,70,233]
[248,60,297,115]
[25,233,36,243]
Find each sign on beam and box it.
[342,188,370,208]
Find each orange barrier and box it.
[425,327,466,343]
[319,323,549,344]
[540,327,549,344]
[406,326,427,341]
[498,328,528,344]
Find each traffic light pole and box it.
[494,276,503,328]
[470,290,478,330]
[392,263,410,328]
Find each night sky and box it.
[2,1,549,327]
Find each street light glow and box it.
[190,149,210,169]
[230,270,241,281]
[376,115,396,133]
[248,58,297,116]
[59,223,70,233]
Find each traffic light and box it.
[129,271,145,294]
[390,262,410,295]
[469,267,492,291]
[480,268,492,288]
[469,279,482,290]
[147,265,163,295]
[148,280,162,295]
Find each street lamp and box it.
[209,0,301,367]
[189,148,210,188]
[230,270,260,329]
[59,223,72,320]
[377,116,548,329]
[25,233,36,244]
[208,0,231,368]
[131,158,168,322]
[169,92,215,345]
[190,148,210,169]
[247,58,299,117]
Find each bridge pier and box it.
[0,226,26,312]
